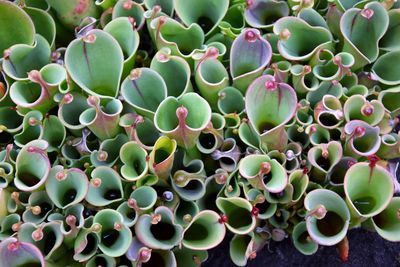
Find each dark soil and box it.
[204,229,400,266]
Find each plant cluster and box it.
[0,0,400,266]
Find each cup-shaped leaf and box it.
[343,95,384,126]
[120,141,148,181]
[0,237,45,267]
[0,214,21,240]
[174,0,229,36]
[129,186,158,211]
[290,64,319,95]
[18,221,64,259]
[217,87,245,116]
[91,134,128,167]
[117,201,138,228]
[112,0,145,30]
[195,57,229,109]
[327,156,357,187]
[216,197,256,235]
[3,34,51,81]
[292,222,318,255]
[121,68,167,118]
[171,171,206,201]
[86,166,123,207]
[174,200,199,226]
[0,1,35,54]
[378,86,400,116]
[313,52,354,81]
[308,141,342,176]
[239,154,287,193]
[46,165,89,209]
[155,93,212,148]
[135,206,183,250]
[65,29,124,98]
[245,75,297,151]
[0,161,13,189]
[289,169,309,203]
[229,233,257,267]
[22,190,53,224]
[14,140,50,191]
[273,16,332,61]
[371,50,400,86]
[151,48,192,98]
[148,136,177,180]
[86,254,116,267]
[340,2,389,70]
[144,0,174,17]
[93,209,132,257]
[344,162,394,218]
[371,197,400,242]
[73,228,99,262]
[104,17,140,77]
[79,96,123,140]
[377,133,400,160]
[230,29,272,92]
[58,92,90,130]
[304,189,350,246]
[344,120,381,157]
[245,0,289,29]
[182,210,226,250]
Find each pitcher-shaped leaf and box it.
[0,237,45,267]
[340,2,389,70]
[2,34,51,81]
[129,186,158,211]
[93,209,132,257]
[344,162,394,218]
[343,94,384,126]
[182,210,226,250]
[230,29,272,92]
[79,95,123,140]
[22,190,53,224]
[292,222,318,255]
[344,120,381,157]
[0,1,35,55]
[73,228,99,262]
[216,197,257,235]
[148,136,177,180]
[273,16,332,61]
[245,0,289,30]
[112,0,145,30]
[327,157,357,187]
[14,110,43,148]
[371,197,400,242]
[120,141,148,181]
[371,50,400,86]
[174,247,208,267]
[86,254,116,267]
[245,75,297,151]
[289,169,309,203]
[135,206,183,250]
[378,86,400,116]
[151,48,192,98]
[65,29,124,98]
[104,17,140,78]
[58,92,90,130]
[91,134,128,167]
[46,165,89,209]
[86,166,123,207]
[239,154,287,193]
[173,0,229,36]
[308,141,343,179]
[144,0,174,17]
[154,93,212,149]
[377,133,400,160]
[304,189,350,246]
[15,139,50,191]
[18,221,64,260]
[120,68,167,118]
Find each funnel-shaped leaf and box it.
[378,86,400,116]
[292,222,318,255]
[304,189,350,246]
[86,166,123,207]
[327,156,357,187]
[239,154,287,193]
[371,50,400,86]
[46,165,89,209]
[216,197,256,235]
[121,68,167,118]
[93,209,132,257]
[289,170,309,203]
[79,95,123,140]
[65,29,124,98]
[148,136,177,180]
[135,206,183,250]
[0,237,45,267]
[344,120,381,157]
[3,34,51,81]
[343,95,384,126]
[15,140,50,191]
[230,29,272,92]
[245,75,297,151]
[377,134,400,160]
[273,16,332,61]
[129,185,158,212]
[112,0,145,30]
[73,229,99,262]
[245,0,289,29]
[0,1,35,55]
[344,162,394,218]
[174,0,229,36]
[182,210,226,250]
[91,134,128,167]
[58,92,90,130]
[155,93,212,148]
[151,48,192,98]
[120,141,148,181]
[217,87,245,116]
[308,141,342,180]
[174,200,199,226]
[371,197,400,242]
[22,190,53,224]
[340,2,389,70]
